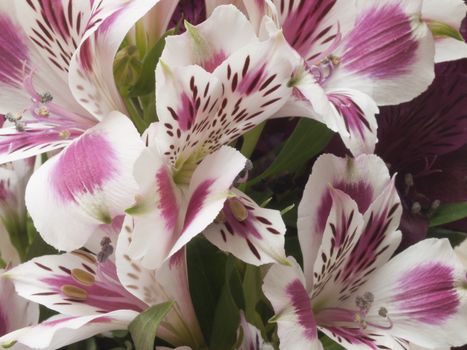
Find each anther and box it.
[40,92,53,104]
[427,199,441,217]
[61,284,88,300]
[229,198,249,222]
[411,201,422,215]
[59,130,71,139]
[404,173,414,195]
[37,106,49,117]
[71,268,96,286]
[97,236,114,263]
[378,307,388,318]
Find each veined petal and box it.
[262,257,322,350]
[326,0,435,106]
[358,239,467,349]
[0,311,136,350]
[116,221,205,348]
[0,125,79,164]
[0,3,93,122]
[267,0,355,63]
[69,0,160,120]
[161,5,258,71]
[25,112,144,251]
[326,89,378,155]
[204,188,287,265]
[298,154,393,285]
[169,146,247,260]
[13,0,94,78]
[309,188,363,303]
[156,25,299,166]
[0,269,39,337]
[312,179,402,307]
[3,251,146,316]
[422,0,467,62]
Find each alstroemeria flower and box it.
[0,0,158,162]
[122,5,296,268]
[0,159,33,265]
[0,269,39,341]
[262,154,467,349]
[0,219,204,350]
[375,59,467,248]
[422,0,467,62]
[245,0,436,155]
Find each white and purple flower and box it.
[263,154,467,349]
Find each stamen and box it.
[229,198,249,222]
[59,130,71,139]
[40,92,53,104]
[411,201,422,215]
[97,236,114,263]
[404,173,414,195]
[61,284,88,300]
[71,268,96,286]
[427,199,441,217]
[37,106,49,117]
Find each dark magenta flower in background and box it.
[375,58,467,249]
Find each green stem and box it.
[123,97,146,134]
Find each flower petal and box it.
[169,146,247,259]
[326,0,435,106]
[361,239,467,349]
[4,251,146,316]
[0,269,39,337]
[204,188,287,265]
[69,0,160,119]
[262,257,322,350]
[123,145,182,269]
[298,153,395,285]
[0,311,136,350]
[25,111,144,251]
[422,0,467,62]
[156,6,299,164]
[161,5,258,71]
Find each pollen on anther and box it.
[229,198,249,222]
[61,284,88,300]
[71,268,96,286]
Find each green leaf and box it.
[188,237,228,342]
[428,20,464,41]
[127,29,175,97]
[429,202,467,227]
[428,227,467,246]
[242,265,266,333]
[209,259,242,350]
[129,301,174,350]
[248,119,333,186]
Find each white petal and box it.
[0,311,136,350]
[204,188,287,265]
[4,251,146,316]
[25,112,144,251]
[262,257,322,350]
[298,153,393,285]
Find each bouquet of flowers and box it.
[0,0,467,349]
